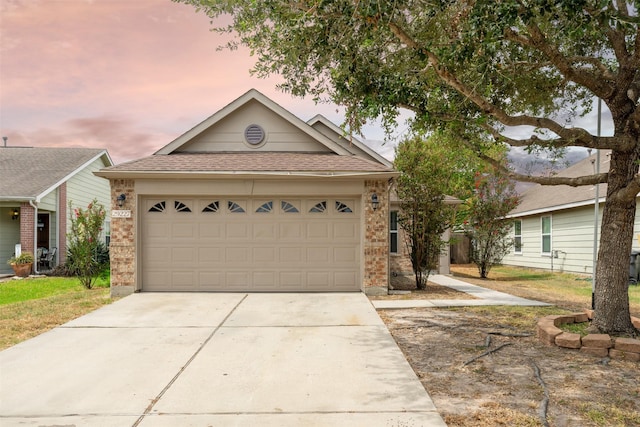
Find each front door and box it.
[37,213,50,250]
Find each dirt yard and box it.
[375,271,640,426]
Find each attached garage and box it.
[98,89,397,296]
[141,196,361,291]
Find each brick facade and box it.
[363,180,389,294]
[109,179,136,296]
[19,202,35,255]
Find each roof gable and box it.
[156,89,352,156]
[307,114,393,168]
[0,148,112,201]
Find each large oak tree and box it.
[178,0,640,334]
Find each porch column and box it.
[109,179,136,296]
[19,202,35,255]
[363,179,389,295]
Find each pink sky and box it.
[0,0,396,164]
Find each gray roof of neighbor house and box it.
[508,150,611,217]
[0,147,112,201]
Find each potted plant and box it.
[7,251,34,277]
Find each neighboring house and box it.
[0,147,113,275]
[97,89,404,296]
[503,150,640,275]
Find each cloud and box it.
[3,114,170,163]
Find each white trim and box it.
[541,215,552,256]
[390,210,398,254]
[506,197,606,218]
[307,114,394,168]
[38,151,112,202]
[155,89,353,157]
[513,219,522,254]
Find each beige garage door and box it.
[141,197,361,291]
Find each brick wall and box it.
[19,202,35,255]
[363,180,389,293]
[109,179,136,296]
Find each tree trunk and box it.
[593,149,639,335]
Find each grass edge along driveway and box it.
[0,276,113,350]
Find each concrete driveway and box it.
[0,293,446,426]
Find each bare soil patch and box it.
[376,267,640,426]
[380,307,640,426]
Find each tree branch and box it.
[388,21,595,144]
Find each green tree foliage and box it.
[394,134,454,289]
[178,0,640,334]
[67,200,107,289]
[466,171,521,279]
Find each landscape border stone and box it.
[536,311,640,363]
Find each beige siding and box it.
[178,101,333,153]
[66,157,112,232]
[503,203,640,274]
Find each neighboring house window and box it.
[390,211,398,254]
[541,216,552,255]
[514,220,522,254]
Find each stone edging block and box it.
[536,311,640,363]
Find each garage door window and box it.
[336,201,353,213]
[228,201,246,213]
[256,201,273,213]
[149,201,166,212]
[281,201,299,213]
[202,201,220,213]
[309,201,327,213]
[175,201,191,212]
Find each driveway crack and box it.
[131,294,248,427]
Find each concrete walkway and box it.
[371,274,551,309]
[0,293,447,427]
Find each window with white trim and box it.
[390,211,398,254]
[514,220,522,254]
[541,216,552,255]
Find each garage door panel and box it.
[253,223,276,239]
[198,247,222,263]
[253,247,276,263]
[172,247,197,264]
[252,271,276,288]
[225,247,248,263]
[199,223,222,238]
[279,247,302,263]
[279,223,303,239]
[307,247,330,263]
[307,223,329,239]
[333,222,357,239]
[142,197,361,292]
[226,272,250,288]
[280,272,303,288]
[334,247,357,263]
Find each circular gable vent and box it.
[244,124,265,146]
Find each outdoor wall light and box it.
[11,209,19,220]
[116,193,126,208]
[371,193,379,211]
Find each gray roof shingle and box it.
[0,147,107,199]
[511,150,611,215]
[100,152,394,174]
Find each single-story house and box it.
[0,147,113,275]
[502,150,640,275]
[97,89,412,296]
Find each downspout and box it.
[29,200,39,274]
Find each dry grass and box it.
[451,264,640,316]
[0,286,112,350]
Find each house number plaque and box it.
[111,210,131,218]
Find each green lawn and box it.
[0,273,114,350]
